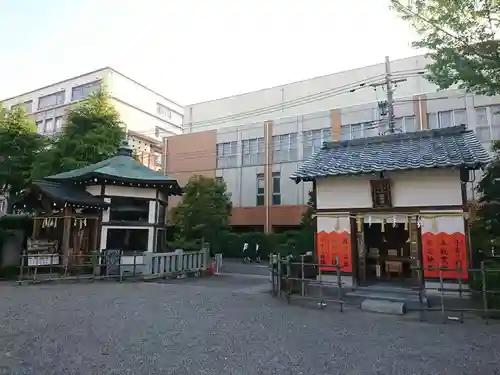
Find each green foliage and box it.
[170,175,233,249]
[211,230,313,260]
[0,106,47,207]
[0,214,33,231]
[391,0,500,95]
[475,141,500,250]
[300,189,316,230]
[32,89,126,179]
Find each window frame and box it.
[256,174,265,206]
[38,91,65,110]
[71,80,101,101]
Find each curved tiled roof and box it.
[291,125,492,182]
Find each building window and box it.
[242,137,264,166]
[256,174,264,206]
[216,141,238,168]
[36,121,44,134]
[390,115,418,133]
[272,172,281,205]
[106,228,149,253]
[11,100,33,113]
[154,153,162,168]
[427,109,467,129]
[475,107,491,142]
[44,119,54,134]
[55,117,63,132]
[340,125,350,141]
[342,122,382,140]
[272,133,298,162]
[490,105,500,140]
[303,128,332,158]
[71,81,101,101]
[38,91,65,110]
[109,197,150,222]
[157,103,172,118]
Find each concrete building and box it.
[127,130,163,172]
[166,54,500,232]
[1,67,184,140]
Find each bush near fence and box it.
[0,215,32,279]
[210,230,314,260]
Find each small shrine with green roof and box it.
[14,142,181,269]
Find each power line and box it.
[183,69,429,129]
[126,68,430,138]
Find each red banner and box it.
[422,232,468,280]
[316,231,352,272]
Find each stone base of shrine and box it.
[424,280,471,298]
[318,274,354,288]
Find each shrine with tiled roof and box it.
[291,125,491,293]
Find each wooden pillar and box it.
[61,206,72,265]
[151,190,160,253]
[32,217,41,238]
[91,216,100,251]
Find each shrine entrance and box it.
[360,222,415,287]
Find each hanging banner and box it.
[316,231,352,273]
[422,232,468,280]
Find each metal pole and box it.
[481,261,489,324]
[457,261,464,323]
[439,264,446,324]
[300,255,305,297]
[385,56,395,134]
[336,256,343,312]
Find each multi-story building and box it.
[166,54,500,233]
[127,130,164,172]
[1,67,184,140]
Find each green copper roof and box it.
[45,150,181,194]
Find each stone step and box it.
[346,288,428,307]
[361,299,406,315]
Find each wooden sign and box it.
[316,231,352,272]
[422,232,468,280]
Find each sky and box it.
[0,0,420,105]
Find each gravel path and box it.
[0,276,499,375]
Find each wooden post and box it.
[91,217,99,251]
[61,206,72,267]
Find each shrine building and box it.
[14,142,182,271]
[291,125,491,292]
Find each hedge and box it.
[210,230,314,260]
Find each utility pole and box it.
[385,56,395,134]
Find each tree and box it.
[391,0,500,95]
[300,189,316,231]
[170,175,232,251]
[475,141,500,252]
[0,106,46,210]
[33,89,126,178]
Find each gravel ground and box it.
[1,276,500,375]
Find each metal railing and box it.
[269,254,500,324]
[18,248,210,285]
[270,254,347,311]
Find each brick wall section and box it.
[331,109,342,141]
[414,94,428,130]
[164,130,217,208]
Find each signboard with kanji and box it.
[316,231,352,273]
[422,232,468,280]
